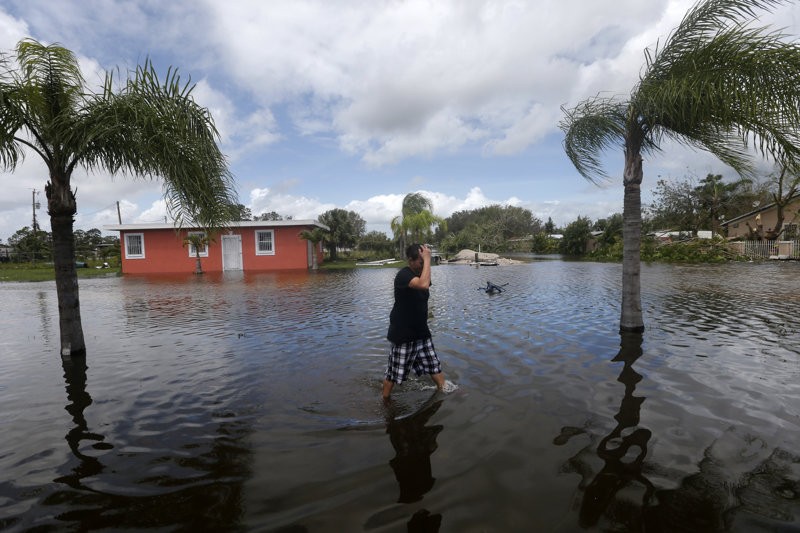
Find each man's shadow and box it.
[386,393,445,532]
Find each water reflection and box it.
[581,332,653,527]
[56,356,111,489]
[556,332,654,529]
[386,393,444,531]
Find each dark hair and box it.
[406,243,423,259]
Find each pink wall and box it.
[120,226,323,274]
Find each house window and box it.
[187,231,208,257]
[785,224,798,239]
[255,230,275,255]
[125,233,145,259]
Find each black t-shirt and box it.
[387,266,431,343]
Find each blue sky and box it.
[1,0,798,241]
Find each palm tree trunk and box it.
[311,240,319,269]
[47,180,86,357]
[621,146,645,333]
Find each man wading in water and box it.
[382,243,446,402]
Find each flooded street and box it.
[1,259,799,531]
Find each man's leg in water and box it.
[382,379,395,401]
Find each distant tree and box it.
[594,213,624,246]
[438,204,540,252]
[531,232,561,254]
[648,177,700,232]
[560,216,593,256]
[98,235,120,264]
[8,226,52,262]
[358,230,394,257]
[254,211,286,221]
[693,174,749,235]
[544,217,556,235]
[761,164,800,239]
[318,208,365,260]
[231,204,252,221]
[649,174,764,235]
[73,228,104,260]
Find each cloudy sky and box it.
[0,0,798,241]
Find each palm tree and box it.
[0,39,237,357]
[391,192,445,249]
[183,232,211,274]
[560,0,800,333]
[299,227,327,269]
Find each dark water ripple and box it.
[1,260,799,531]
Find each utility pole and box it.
[32,189,40,232]
[116,201,122,224]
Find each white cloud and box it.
[191,80,282,160]
[0,9,29,50]
[200,0,682,165]
[135,199,169,224]
[248,187,335,220]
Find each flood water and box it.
[1,259,799,532]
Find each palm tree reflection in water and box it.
[555,332,654,528]
[386,393,444,532]
[57,356,112,488]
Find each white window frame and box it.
[186,231,209,257]
[125,233,145,259]
[254,229,275,255]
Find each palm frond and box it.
[559,96,628,182]
[646,0,789,75]
[0,40,86,169]
[15,39,84,140]
[637,12,800,175]
[78,60,238,230]
[402,192,434,217]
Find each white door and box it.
[221,234,243,271]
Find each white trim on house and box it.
[254,229,275,255]
[124,233,145,259]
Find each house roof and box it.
[103,220,329,231]
[720,193,800,227]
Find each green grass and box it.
[0,263,121,282]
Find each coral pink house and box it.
[104,220,327,274]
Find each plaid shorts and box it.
[384,337,442,384]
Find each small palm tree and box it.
[0,39,237,356]
[561,0,800,332]
[299,227,327,269]
[183,233,211,274]
[391,192,445,249]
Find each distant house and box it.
[104,220,328,274]
[721,195,800,240]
